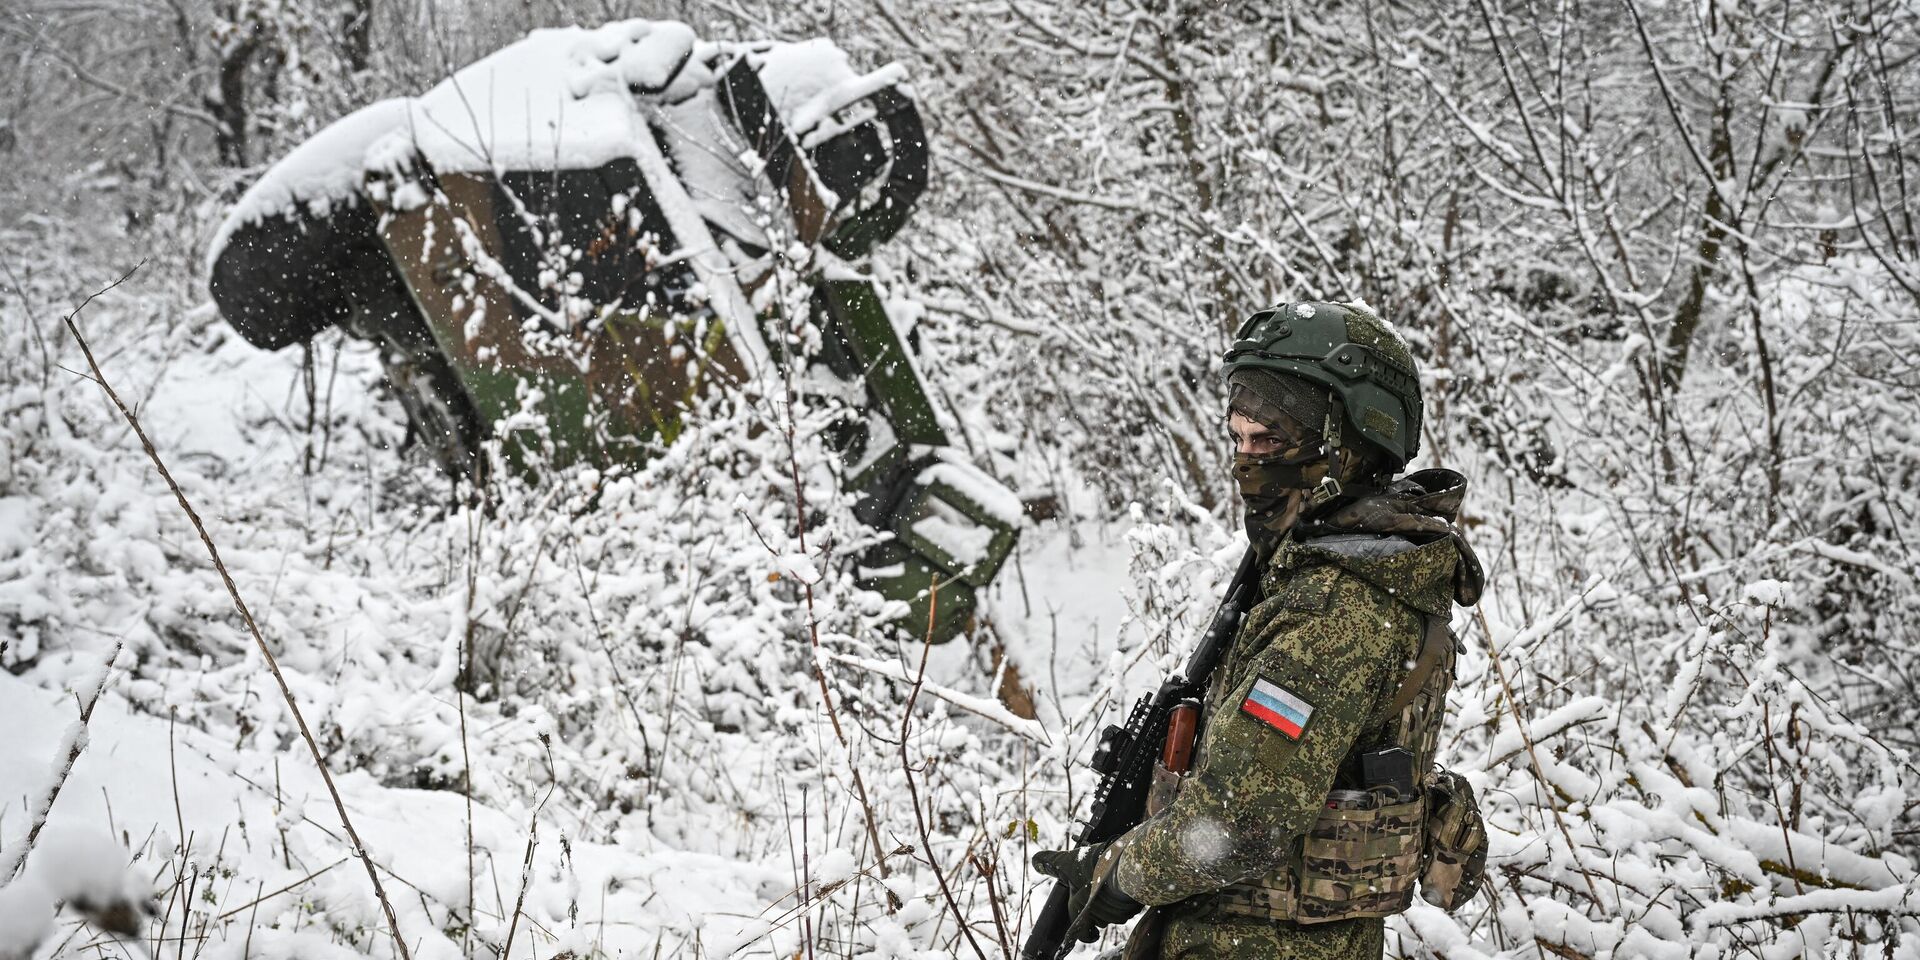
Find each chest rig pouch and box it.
[1209,615,1486,924]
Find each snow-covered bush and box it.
[5,0,1920,957]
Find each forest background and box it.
[2,0,1919,958]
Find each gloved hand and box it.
[1033,841,1143,941]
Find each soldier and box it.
[1034,301,1487,959]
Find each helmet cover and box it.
[1221,301,1422,470]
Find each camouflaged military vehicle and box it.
[206,21,1017,643]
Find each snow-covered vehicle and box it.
[206,20,1017,643]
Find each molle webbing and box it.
[1205,615,1454,925]
[1204,794,1426,925]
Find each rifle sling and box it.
[1383,616,1448,721]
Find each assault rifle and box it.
[1021,548,1261,960]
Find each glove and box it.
[1033,841,1143,940]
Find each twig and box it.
[61,266,413,960]
[1618,0,1730,211]
[750,844,916,931]
[216,856,352,921]
[947,154,1144,211]
[459,502,479,959]
[820,650,1050,744]
[0,639,122,882]
[566,532,657,773]
[242,878,262,957]
[899,584,994,960]
[968,848,1013,960]
[14,30,224,131]
[176,850,196,960]
[755,268,897,905]
[1474,606,1604,909]
[169,707,186,869]
[501,734,559,960]
[801,785,815,960]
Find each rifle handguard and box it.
[1161,700,1200,774]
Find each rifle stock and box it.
[1020,881,1073,960]
[1020,549,1260,960]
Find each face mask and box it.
[1233,443,1325,545]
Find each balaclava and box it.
[1227,368,1371,550]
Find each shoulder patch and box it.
[1242,676,1315,740]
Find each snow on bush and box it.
[5,1,1920,958]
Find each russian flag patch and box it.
[1242,677,1314,740]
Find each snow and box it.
[0,271,1145,956]
[0,877,55,960]
[789,63,909,143]
[209,20,883,269]
[201,931,371,960]
[1487,695,1609,763]
[0,670,804,958]
[17,3,1920,956]
[1742,578,1791,606]
[916,453,1025,527]
[1691,882,1920,931]
[205,98,408,269]
[813,847,858,885]
[26,829,146,917]
[374,24,658,174]
[654,92,768,250]
[567,20,697,100]
[820,649,1049,743]
[912,506,995,566]
[752,40,860,124]
[1177,817,1233,867]
[625,92,773,380]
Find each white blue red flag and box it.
[1242,676,1314,740]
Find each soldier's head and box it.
[1221,301,1422,546]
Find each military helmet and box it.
[1221,301,1422,470]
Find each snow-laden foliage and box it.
[4,0,1920,958]
[0,201,1041,959]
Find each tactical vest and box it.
[1206,614,1468,924]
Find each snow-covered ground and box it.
[8,214,1920,960]
[0,276,1162,957]
[9,6,1920,958]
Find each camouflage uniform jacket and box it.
[1110,471,1481,960]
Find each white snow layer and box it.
[0,671,791,960]
[917,454,1026,527]
[209,19,883,264]
[913,507,996,566]
[205,99,409,269]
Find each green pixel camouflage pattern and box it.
[1136,910,1385,960]
[1111,470,1482,960]
[1106,536,1442,905]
